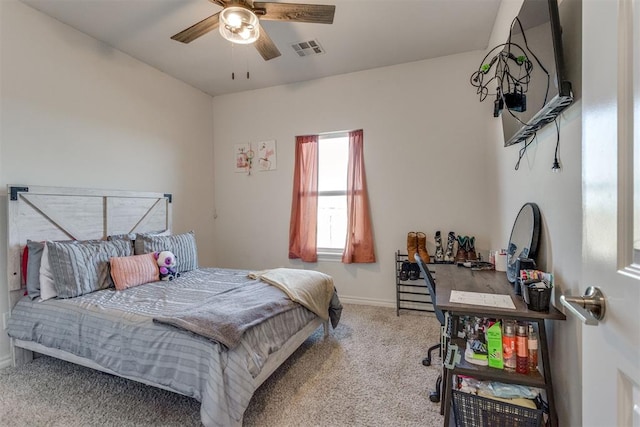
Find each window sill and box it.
[317,250,343,262]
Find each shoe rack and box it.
[395,250,435,316]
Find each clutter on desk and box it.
[460,260,494,270]
[519,270,553,312]
[490,249,508,272]
[486,321,504,369]
[459,316,539,374]
[457,377,542,401]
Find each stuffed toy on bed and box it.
[154,251,180,281]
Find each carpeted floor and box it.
[0,304,444,427]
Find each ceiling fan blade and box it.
[255,24,282,61]
[254,2,336,24]
[171,12,220,43]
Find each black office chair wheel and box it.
[422,343,440,367]
[429,375,442,403]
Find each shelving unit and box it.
[433,265,566,427]
[395,250,434,316]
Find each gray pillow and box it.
[47,239,133,298]
[106,233,135,252]
[134,231,198,273]
[107,233,136,242]
[25,240,45,300]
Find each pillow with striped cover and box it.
[25,240,45,299]
[134,231,198,273]
[47,239,133,298]
[110,253,159,291]
[39,244,58,301]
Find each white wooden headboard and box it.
[6,185,172,308]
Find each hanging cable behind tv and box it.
[470,0,573,149]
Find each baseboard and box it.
[0,353,12,369]
[338,296,395,308]
[338,296,435,317]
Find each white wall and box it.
[0,0,215,366]
[212,51,492,305]
[485,0,583,425]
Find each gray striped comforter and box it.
[8,268,319,427]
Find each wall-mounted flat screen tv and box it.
[501,0,573,147]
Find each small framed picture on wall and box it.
[257,140,277,171]
[234,143,252,173]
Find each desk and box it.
[432,265,565,427]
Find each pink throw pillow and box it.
[110,253,159,291]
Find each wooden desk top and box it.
[432,264,566,321]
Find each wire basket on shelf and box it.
[451,390,543,427]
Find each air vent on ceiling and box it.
[291,39,325,57]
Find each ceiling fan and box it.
[171,0,336,61]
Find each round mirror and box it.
[506,203,541,283]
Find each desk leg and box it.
[442,367,453,426]
[440,363,446,415]
[441,313,458,426]
[538,319,558,427]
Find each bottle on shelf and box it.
[528,323,539,372]
[502,320,517,371]
[516,322,529,374]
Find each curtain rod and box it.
[316,129,360,136]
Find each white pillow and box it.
[39,244,57,301]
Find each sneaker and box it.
[409,263,420,280]
[399,261,410,281]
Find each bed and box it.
[5,185,341,427]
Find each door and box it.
[582,0,640,425]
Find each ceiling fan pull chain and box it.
[245,45,250,80]
[231,43,235,80]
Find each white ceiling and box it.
[20,0,502,97]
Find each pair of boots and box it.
[407,232,430,264]
[400,231,429,281]
[455,235,477,263]
[434,231,456,263]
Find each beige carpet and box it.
[0,304,444,427]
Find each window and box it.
[317,133,349,252]
[289,129,374,263]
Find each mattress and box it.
[8,267,317,426]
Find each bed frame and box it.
[6,185,326,404]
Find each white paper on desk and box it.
[449,290,516,309]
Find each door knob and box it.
[560,286,606,325]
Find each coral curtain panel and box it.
[342,130,376,263]
[288,135,319,262]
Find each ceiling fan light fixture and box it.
[219,6,260,45]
